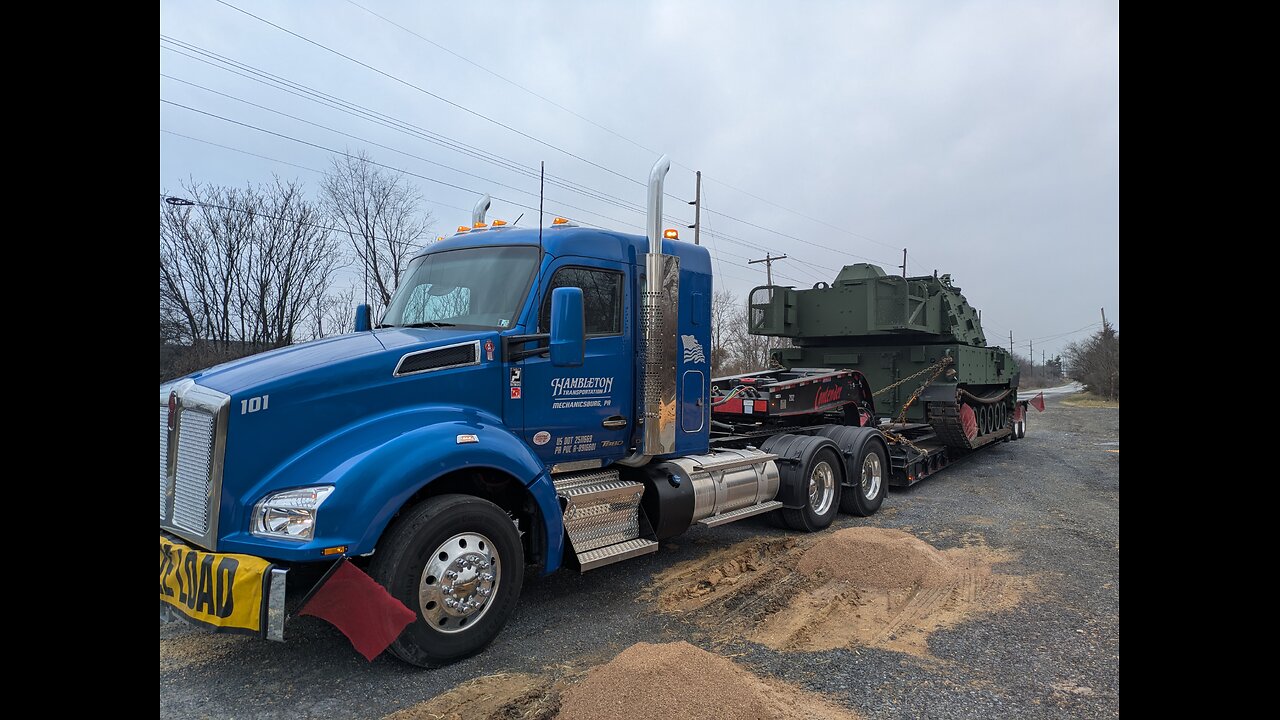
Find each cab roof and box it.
[419,226,712,275]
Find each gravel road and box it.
[161,392,1119,718]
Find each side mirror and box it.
[549,287,585,367]
[354,303,372,333]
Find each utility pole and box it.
[900,248,908,278]
[687,171,702,246]
[1101,307,1107,328]
[749,253,787,286]
[1029,340,1034,371]
[1009,331,1014,356]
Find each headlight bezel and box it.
[251,486,335,542]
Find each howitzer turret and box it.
[750,264,1018,449]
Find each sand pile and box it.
[653,527,1028,657]
[386,673,558,720]
[796,527,956,589]
[556,642,859,720]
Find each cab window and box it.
[539,267,623,335]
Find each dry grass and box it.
[1060,393,1119,409]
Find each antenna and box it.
[687,170,702,245]
[538,161,544,257]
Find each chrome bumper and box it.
[159,567,289,642]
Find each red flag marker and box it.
[299,558,416,661]
[1030,392,1045,412]
[959,404,978,439]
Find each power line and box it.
[334,0,904,260]
[157,130,788,286]
[161,75,640,227]
[195,7,906,269]
[161,98,653,232]
[159,49,849,277]
[161,98,608,228]
[1024,322,1105,343]
[160,129,321,174]
[214,0,645,189]
[341,0,663,161]
[159,39,656,222]
[161,192,397,244]
[158,99,793,285]
[159,129,471,215]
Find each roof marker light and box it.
[663,228,679,240]
[491,219,508,227]
[473,221,488,229]
[456,225,470,233]
[552,217,570,225]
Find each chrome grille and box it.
[159,405,169,519]
[172,408,215,535]
[160,381,229,550]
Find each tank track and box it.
[927,392,1012,451]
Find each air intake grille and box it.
[394,341,480,376]
[159,406,169,519]
[172,408,215,535]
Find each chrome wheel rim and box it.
[861,452,883,500]
[419,532,499,634]
[808,460,836,515]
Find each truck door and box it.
[519,260,633,466]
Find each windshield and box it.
[382,246,540,329]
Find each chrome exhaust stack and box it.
[621,155,680,466]
[472,194,491,225]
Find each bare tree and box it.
[159,179,342,379]
[710,289,738,376]
[241,179,344,346]
[160,183,257,355]
[311,284,358,339]
[707,291,790,376]
[1064,321,1119,399]
[322,150,432,315]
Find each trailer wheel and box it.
[369,494,524,667]
[780,447,843,532]
[840,441,888,516]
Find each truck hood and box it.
[185,328,484,395]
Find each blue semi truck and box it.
[159,157,1003,666]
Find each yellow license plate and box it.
[159,536,274,634]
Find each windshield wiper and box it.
[402,321,456,328]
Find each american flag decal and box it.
[681,334,706,364]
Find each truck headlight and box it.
[252,486,334,541]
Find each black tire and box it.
[840,440,888,517]
[369,494,524,667]
[780,447,843,532]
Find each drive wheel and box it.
[781,447,843,532]
[839,440,888,516]
[369,494,524,667]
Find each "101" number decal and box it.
[240,395,269,415]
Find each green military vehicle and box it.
[746,263,1027,483]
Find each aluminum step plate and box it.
[577,538,659,572]
[698,500,783,527]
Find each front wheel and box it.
[369,494,524,667]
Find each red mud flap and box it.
[299,558,417,661]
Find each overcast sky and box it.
[160,0,1119,359]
